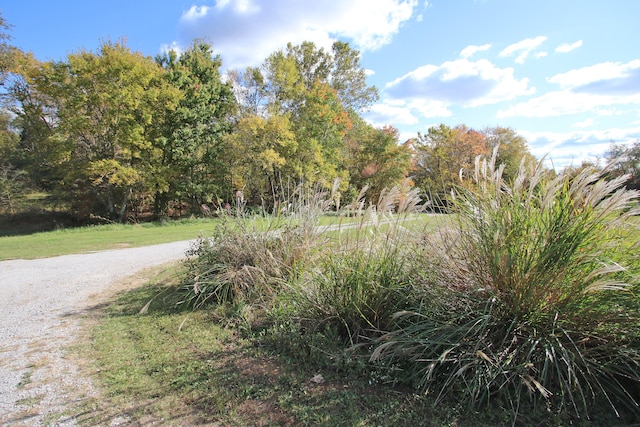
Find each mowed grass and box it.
[0,213,437,261]
[78,267,500,427]
[0,219,219,260]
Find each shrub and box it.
[371,153,640,420]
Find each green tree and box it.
[227,66,267,118]
[16,41,179,221]
[330,41,379,113]
[483,126,536,181]
[292,80,352,188]
[0,11,15,88]
[224,114,297,208]
[9,56,70,194]
[257,41,376,193]
[224,41,379,203]
[154,42,236,218]
[0,111,24,214]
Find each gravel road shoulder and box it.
[0,240,194,426]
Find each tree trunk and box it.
[117,187,132,223]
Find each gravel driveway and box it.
[0,240,194,426]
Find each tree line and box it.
[2,14,635,223]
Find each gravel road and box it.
[0,240,195,426]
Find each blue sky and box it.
[3,0,640,169]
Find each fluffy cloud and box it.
[520,126,640,169]
[460,43,492,59]
[498,90,640,118]
[364,102,421,127]
[175,0,421,69]
[384,58,534,111]
[549,59,640,95]
[362,98,451,131]
[499,36,547,64]
[572,118,594,128]
[499,60,640,118]
[555,40,583,53]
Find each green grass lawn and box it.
[76,267,502,427]
[0,219,219,260]
[0,213,442,261]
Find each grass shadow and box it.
[75,267,494,426]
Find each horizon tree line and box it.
[3,13,634,223]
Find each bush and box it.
[180,213,323,308]
[371,153,640,420]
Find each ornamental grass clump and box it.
[180,193,327,308]
[371,152,640,420]
[283,185,424,345]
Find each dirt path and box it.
[0,241,194,426]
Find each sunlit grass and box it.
[0,218,219,260]
[0,213,441,261]
[81,267,475,426]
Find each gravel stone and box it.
[0,240,194,426]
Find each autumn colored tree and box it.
[413,124,488,198]
[345,118,412,203]
[12,41,180,221]
[226,41,376,202]
[412,124,538,206]
[224,114,297,207]
[292,81,352,189]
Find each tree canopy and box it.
[412,124,536,201]
[0,11,539,222]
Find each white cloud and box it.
[597,109,625,117]
[499,36,547,64]
[183,5,211,19]
[499,60,640,118]
[175,0,421,69]
[548,59,640,89]
[519,126,640,169]
[497,90,640,118]
[460,43,491,59]
[365,101,421,126]
[535,51,548,58]
[555,40,583,53]
[407,99,453,118]
[385,58,534,108]
[571,118,594,128]
[364,96,453,128]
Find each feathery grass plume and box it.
[179,183,330,308]
[282,185,424,346]
[371,150,640,421]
